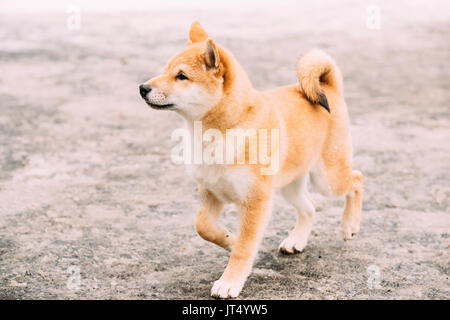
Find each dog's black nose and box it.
[139,84,152,98]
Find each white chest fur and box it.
[181,119,254,203]
[187,164,253,203]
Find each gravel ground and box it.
[0,0,449,299]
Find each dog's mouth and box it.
[143,99,174,110]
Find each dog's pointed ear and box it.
[188,21,208,44]
[205,39,219,70]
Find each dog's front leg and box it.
[211,193,272,298]
[196,187,235,251]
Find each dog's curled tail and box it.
[296,49,343,113]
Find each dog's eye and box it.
[175,72,188,80]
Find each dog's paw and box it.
[278,235,308,254]
[211,279,244,299]
[342,220,360,240]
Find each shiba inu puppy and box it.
[139,21,363,298]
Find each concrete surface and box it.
[0,0,449,299]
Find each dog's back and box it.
[261,50,353,190]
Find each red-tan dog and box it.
[139,21,363,298]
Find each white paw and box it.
[279,235,308,254]
[342,220,360,240]
[211,279,244,299]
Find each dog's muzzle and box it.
[138,84,174,110]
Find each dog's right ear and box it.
[188,21,208,44]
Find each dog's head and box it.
[139,21,224,120]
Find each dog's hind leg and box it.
[279,175,316,254]
[311,155,363,240]
[341,170,363,240]
[195,187,235,251]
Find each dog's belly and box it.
[187,164,253,203]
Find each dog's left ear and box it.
[188,21,208,44]
[205,39,219,70]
